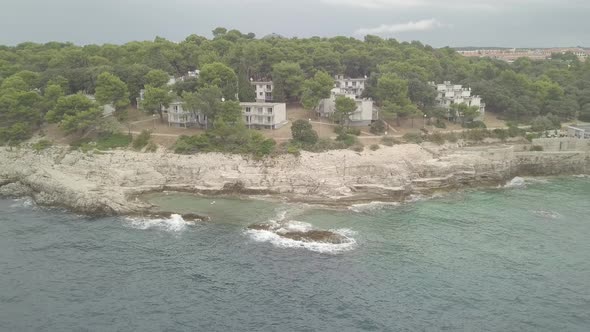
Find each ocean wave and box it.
[532,210,561,219]
[348,201,400,213]
[503,177,526,188]
[10,197,35,208]
[125,214,194,232]
[245,211,357,254]
[573,174,589,178]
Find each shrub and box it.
[443,132,458,143]
[403,133,423,144]
[462,120,487,129]
[145,142,158,152]
[291,119,318,145]
[530,145,544,151]
[381,136,399,146]
[347,128,361,136]
[462,129,489,142]
[370,144,380,151]
[0,122,32,145]
[428,132,445,145]
[350,144,364,152]
[492,129,508,141]
[525,133,540,142]
[132,130,151,150]
[336,132,358,147]
[287,144,301,156]
[32,139,52,151]
[95,132,132,150]
[434,119,446,128]
[369,120,385,134]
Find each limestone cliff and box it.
[0,144,588,216]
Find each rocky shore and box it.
[1,143,588,216]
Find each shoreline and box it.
[1,143,588,217]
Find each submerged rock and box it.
[280,230,347,244]
[247,222,347,244]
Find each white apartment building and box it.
[242,102,287,129]
[430,81,486,121]
[251,81,273,102]
[318,90,375,126]
[166,100,287,129]
[334,75,367,98]
[567,124,590,139]
[167,100,207,128]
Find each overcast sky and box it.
[1,0,589,47]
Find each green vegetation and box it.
[70,132,132,152]
[381,136,399,146]
[291,120,319,145]
[173,120,276,157]
[370,144,380,151]
[1,28,589,150]
[403,133,423,144]
[32,139,52,151]
[132,130,151,150]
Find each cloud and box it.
[321,0,424,9]
[320,0,543,10]
[354,19,444,36]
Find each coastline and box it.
[1,143,588,217]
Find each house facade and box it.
[318,90,375,126]
[567,124,590,139]
[166,101,287,129]
[334,75,367,98]
[242,102,287,129]
[430,81,486,121]
[167,100,208,128]
[251,81,273,102]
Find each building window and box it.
[258,107,263,114]
[267,116,271,123]
[245,107,251,113]
[173,105,178,111]
[352,81,357,86]
[266,85,271,90]
[259,92,263,96]
[267,108,273,114]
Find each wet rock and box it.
[247,223,273,231]
[280,230,347,244]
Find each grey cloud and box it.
[0,0,588,47]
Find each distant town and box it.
[454,47,589,62]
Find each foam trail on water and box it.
[504,177,526,188]
[349,201,399,213]
[10,197,35,208]
[245,211,357,254]
[125,214,192,232]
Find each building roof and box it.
[240,102,285,107]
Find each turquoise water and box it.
[1,177,589,331]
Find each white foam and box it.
[10,197,35,208]
[348,201,399,213]
[533,210,561,219]
[573,174,589,178]
[245,228,357,254]
[125,214,193,232]
[246,213,357,254]
[504,177,526,188]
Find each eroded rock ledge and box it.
[1,144,588,216]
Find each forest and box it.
[1,27,590,145]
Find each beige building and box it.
[430,81,486,121]
[318,89,375,126]
[334,75,367,98]
[251,81,273,102]
[241,102,287,129]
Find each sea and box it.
[1,176,589,331]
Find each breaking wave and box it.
[533,210,561,219]
[503,177,526,188]
[245,210,357,254]
[125,214,193,232]
[10,197,35,209]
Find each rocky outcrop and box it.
[0,143,588,216]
